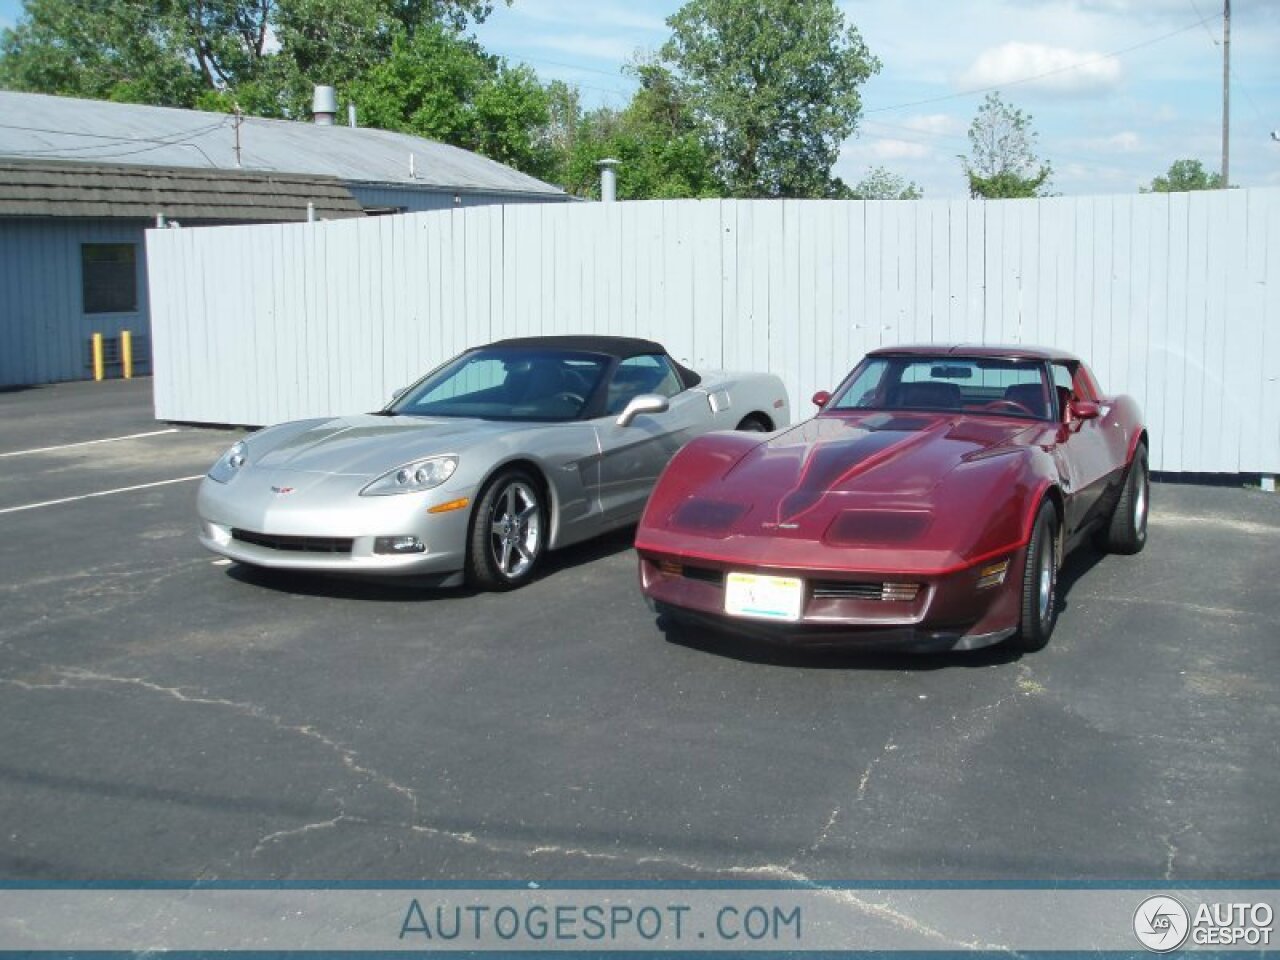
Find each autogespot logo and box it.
[1134,895,1191,952]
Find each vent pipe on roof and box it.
[597,158,620,203]
[348,102,357,128]
[312,85,337,125]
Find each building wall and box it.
[0,218,151,387]
[148,190,1280,475]
[348,184,572,215]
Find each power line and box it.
[0,118,229,165]
[863,14,1219,115]
[861,118,966,143]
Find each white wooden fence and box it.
[148,189,1280,474]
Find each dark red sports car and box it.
[636,345,1148,652]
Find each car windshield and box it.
[827,355,1054,420]
[390,348,610,421]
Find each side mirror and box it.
[390,386,409,402]
[616,393,669,428]
[812,390,831,409]
[1070,400,1101,420]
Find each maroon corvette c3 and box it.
[635,345,1149,652]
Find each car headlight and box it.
[207,440,248,483]
[361,456,459,496]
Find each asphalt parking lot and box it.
[0,377,1277,883]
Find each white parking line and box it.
[0,428,180,458]
[0,475,203,515]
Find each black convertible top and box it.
[485,335,701,389]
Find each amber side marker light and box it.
[428,497,470,514]
[658,559,683,577]
[976,559,1010,589]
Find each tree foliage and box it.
[961,92,1052,199]
[659,0,879,198]
[849,166,922,200]
[551,60,718,200]
[0,0,506,116]
[1141,158,1225,193]
[350,25,552,177]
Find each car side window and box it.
[606,355,682,414]
[1051,362,1100,420]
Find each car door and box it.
[1050,362,1114,537]
[592,355,707,525]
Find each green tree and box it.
[0,0,506,116]
[547,60,718,200]
[0,0,204,107]
[659,0,879,198]
[960,92,1052,199]
[849,166,922,200]
[350,25,553,177]
[1141,158,1225,193]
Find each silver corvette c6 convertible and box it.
[197,336,789,590]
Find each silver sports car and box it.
[197,336,790,589]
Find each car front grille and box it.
[811,580,920,602]
[681,565,725,585]
[670,565,919,603]
[231,529,354,554]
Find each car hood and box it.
[249,414,526,477]
[687,411,1039,532]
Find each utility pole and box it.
[233,104,243,169]
[1221,0,1230,187]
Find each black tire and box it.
[1011,501,1059,652]
[1099,442,1149,555]
[736,414,771,432]
[466,468,546,591]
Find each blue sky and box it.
[2,0,1277,196]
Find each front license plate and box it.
[724,572,804,622]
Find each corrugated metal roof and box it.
[0,90,566,197]
[0,159,366,221]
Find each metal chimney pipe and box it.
[597,158,620,203]
[347,102,357,128]
[312,85,337,125]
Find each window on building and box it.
[82,243,138,314]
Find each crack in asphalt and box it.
[2,668,422,823]
[0,668,1025,953]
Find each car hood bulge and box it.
[679,412,1038,537]
[252,414,523,477]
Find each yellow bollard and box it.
[121,330,133,380]
[91,332,104,382]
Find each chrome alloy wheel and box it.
[1134,459,1149,538]
[1037,533,1056,626]
[488,481,541,580]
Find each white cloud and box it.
[898,113,966,137]
[1080,130,1143,153]
[502,0,668,33]
[865,139,931,161]
[960,41,1123,95]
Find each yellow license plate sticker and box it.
[724,572,804,622]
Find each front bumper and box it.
[637,547,1028,651]
[197,472,475,579]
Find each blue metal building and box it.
[0,90,571,386]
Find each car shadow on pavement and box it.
[222,526,639,602]
[658,621,1023,670]
[659,542,1112,671]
